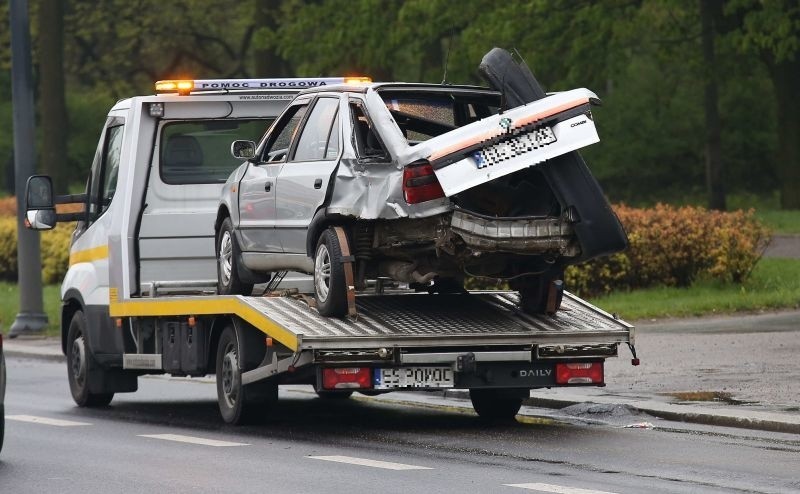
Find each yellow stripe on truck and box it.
[69,245,109,266]
[109,297,299,351]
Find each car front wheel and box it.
[217,217,253,296]
[314,228,348,317]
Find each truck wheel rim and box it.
[314,243,331,303]
[221,342,240,408]
[219,231,233,286]
[71,335,87,389]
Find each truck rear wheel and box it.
[216,325,277,424]
[67,311,114,407]
[469,388,526,421]
[217,217,254,296]
[314,228,348,317]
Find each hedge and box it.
[565,204,771,296]
[0,198,771,291]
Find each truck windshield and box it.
[379,90,500,145]
[160,119,270,184]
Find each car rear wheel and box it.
[217,217,253,296]
[314,228,348,317]
[67,311,114,407]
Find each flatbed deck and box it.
[111,290,632,352]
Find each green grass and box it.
[755,210,800,235]
[586,258,800,321]
[0,283,62,337]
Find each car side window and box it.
[325,112,340,160]
[349,102,387,160]
[261,104,308,163]
[292,97,339,162]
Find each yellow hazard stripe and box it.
[109,297,299,351]
[69,245,109,266]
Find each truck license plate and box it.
[374,367,454,389]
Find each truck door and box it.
[138,118,269,286]
[274,97,341,254]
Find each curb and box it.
[525,396,800,435]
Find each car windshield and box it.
[160,119,270,184]
[379,89,500,144]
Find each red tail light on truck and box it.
[403,161,445,204]
[322,367,373,390]
[555,362,604,385]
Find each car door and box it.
[237,102,309,253]
[274,96,342,254]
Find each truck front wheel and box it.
[67,311,114,407]
[216,325,277,424]
[469,388,526,421]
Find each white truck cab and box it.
[25,78,636,424]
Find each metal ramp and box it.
[240,291,633,350]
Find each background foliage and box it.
[0,0,797,208]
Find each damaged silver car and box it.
[216,49,627,317]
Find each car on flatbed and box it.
[218,49,626,317]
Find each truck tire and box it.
[217,217,254,296]
[67,311,114,407]
[469,388,526,421]
[315,390,353,400]
[216,325,277,424]
[313,228,348,317]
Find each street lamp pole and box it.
[9,0,48,337]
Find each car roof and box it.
[298,82,500,96]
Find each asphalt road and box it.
[2,356,799,494]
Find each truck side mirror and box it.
[231,140,256,160]
[24,175,57,230]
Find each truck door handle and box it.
[265,181,272,192]
[314,179,323,189]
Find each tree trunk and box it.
[254,0,291,77]
[769,56,800,210]
[700,0,725,210]
[37,0,68,192]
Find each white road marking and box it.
[6,415,91,427]
[308,455,432,470]
[139,434,249,447]
[504,483,620,494]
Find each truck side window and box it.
[291,97,339,162]
[86,118,125,224]
[261,104,308,163]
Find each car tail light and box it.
[322,367,373,390]
[403,161,445,204]
[555,362,604,385]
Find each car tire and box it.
[314,228,348,317]
[216,325,277,425]
[67,311,114,407]
[517,271,564,315]
[217,217,254,296]
[470,388,524,422]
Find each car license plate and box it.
[373,367,454,389]
[472,126,557,169]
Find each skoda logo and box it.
[499,117,512,129]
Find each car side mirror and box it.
[231,140,256,160]
[24,175,56,230]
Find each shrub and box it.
[566,204,771,297]
[0,206,74,284]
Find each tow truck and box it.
[24,78,637,424]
